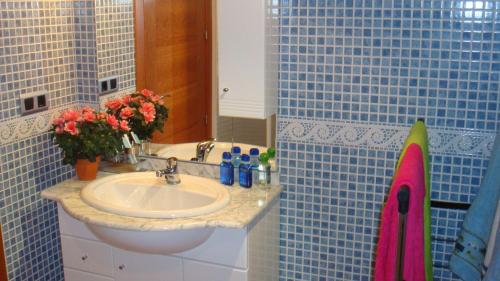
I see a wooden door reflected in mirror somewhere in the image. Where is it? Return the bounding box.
[135,0,212,144]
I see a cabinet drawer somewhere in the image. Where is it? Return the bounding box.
[113,248,183,281]
[64,268,114,281]
[184,260,247,281]
[61,235,114,277]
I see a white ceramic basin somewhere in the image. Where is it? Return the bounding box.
[81,172,230,219]
[80,172,231,254]
[156,142,266,164]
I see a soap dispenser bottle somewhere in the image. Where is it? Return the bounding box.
[220,152,234,186]
[239,154,252,188]
[231,146,241,168]
[249,148,260,184]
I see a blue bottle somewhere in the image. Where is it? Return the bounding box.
[239,154,252,188]
[231,146,241,168]
[220,152,234,186]
[249,148,260,184]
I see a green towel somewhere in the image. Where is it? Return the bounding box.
[394,121,433,281]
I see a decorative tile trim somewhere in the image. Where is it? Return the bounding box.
[0,102,85,146]
[278,118,496,158]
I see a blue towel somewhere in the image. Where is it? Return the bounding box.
[483,226,499,281]
[449,133,500,281]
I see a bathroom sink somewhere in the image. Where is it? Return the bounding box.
[156,142,266,164]
[80,172,231,254]
[81,172,230,219]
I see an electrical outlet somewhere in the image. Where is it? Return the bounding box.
[99,76,119,95]
[20,91,49,116]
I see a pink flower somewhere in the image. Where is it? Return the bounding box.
[55,126,64,134]
[143,113,155,123]
[62,109,80,122]
[119,120,130,131]
[140,89,154,98]
[82,111,96,122]
[53,117,65,126]
[64,121,79,136]
[105,99,123,111]
[139,102,155,115]
[106,115,119,129]
[122,95,133,106]
[150,94,163,103]
[119,107,135,119]
[139,102,156,124]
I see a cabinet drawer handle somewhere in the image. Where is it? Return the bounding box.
[118,264,125,270]
[81,255,88,261]
[223,88,230,93]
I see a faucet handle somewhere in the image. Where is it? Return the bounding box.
[166,157,178,169]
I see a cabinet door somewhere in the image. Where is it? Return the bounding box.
[217,0,266,119]
[183,260,247,281]
[177,227,247,269]
[113,248,183,281]
[61,236,114,277]
[64,268,114,281]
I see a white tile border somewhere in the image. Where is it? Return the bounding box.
[278,118,496,158]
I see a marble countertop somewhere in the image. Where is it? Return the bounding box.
[41,172,281,231]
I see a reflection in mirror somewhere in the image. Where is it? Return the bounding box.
[128,0,277,165]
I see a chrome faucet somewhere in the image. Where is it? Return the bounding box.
[195,138,216,162]
[156,157,181,185]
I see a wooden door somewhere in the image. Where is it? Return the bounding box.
[135,0,211,143]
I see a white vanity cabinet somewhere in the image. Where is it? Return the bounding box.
[57,202,279,281]
[217,0,279,119]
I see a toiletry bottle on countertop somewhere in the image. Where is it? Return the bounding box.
[257,153,271,187]
[267,147,277,171]
[249,148,260,184]
[220,152,234,186]
[239,154,252,188]
[231,146,241,167]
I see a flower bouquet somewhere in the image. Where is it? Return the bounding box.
[50,107,130,180]
[105,89,168,141]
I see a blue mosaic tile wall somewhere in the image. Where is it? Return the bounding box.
[0,1,135,280]
[277,0,500,280]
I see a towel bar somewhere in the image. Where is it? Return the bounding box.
[430,200,470,210]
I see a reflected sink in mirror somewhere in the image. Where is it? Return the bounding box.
[80,172,231,254]
[156,142,266,164]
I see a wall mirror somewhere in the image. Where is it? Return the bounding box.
[112,0,278,167]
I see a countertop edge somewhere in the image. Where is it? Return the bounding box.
[41,174,281,232]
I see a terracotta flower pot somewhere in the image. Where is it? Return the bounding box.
[75,156,101,181]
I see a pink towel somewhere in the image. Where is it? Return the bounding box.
[375,144,426,281]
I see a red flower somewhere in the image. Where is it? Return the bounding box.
[62,109,80,122]
[64,121,79,136]
[119,107,135,119]
[106,115,119,129]
[119,120,131,131]
[140,89,154,98]
[105,99,123,111]
[82,111,96,122]
[53,117,65,126]
[139,102,156,124]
